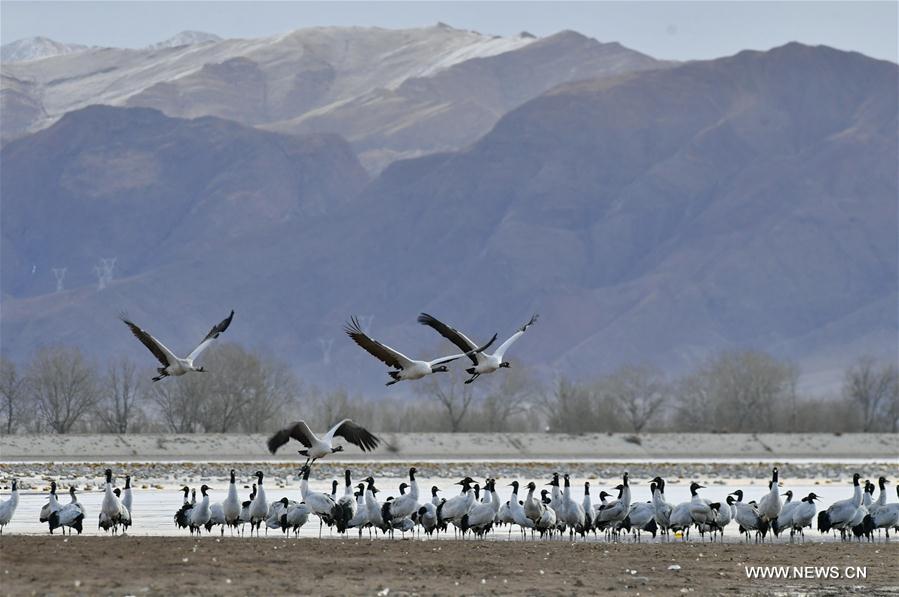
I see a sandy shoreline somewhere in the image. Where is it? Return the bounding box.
[1,537,897,596]
[2,432,896,462]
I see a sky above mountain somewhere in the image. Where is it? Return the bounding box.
[3,1,896,62]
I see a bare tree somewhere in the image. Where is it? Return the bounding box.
[28,347,97,434]
[716,351,797,431]
[540,377,601,433]
[0,358,28,434]
[600,364,668,433]
[415,371,476,432]
[479,368,537,431]
[301,388,371,431]
[843,357,898,432]
[97,358,144,433]
[149,344,299,433]
[673,351,797,432]
[199,346,260,433]
[212,346,299,433]
[150,374,205,433]
[672,370,714,431]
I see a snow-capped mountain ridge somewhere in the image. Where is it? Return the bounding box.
[148,31,223,49]
[1,36,88,63]
[0,25,661,167]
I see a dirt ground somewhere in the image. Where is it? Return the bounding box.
[1,537,897,596]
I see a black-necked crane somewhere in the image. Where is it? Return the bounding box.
[345,316,494,385]
[121,310,233,381]
[417,313,537,383]
[267,419,379,465]
[0,480,18,534]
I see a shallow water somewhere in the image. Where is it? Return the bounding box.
[1,476,877,542]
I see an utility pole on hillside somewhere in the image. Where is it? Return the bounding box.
[51,268,67,293]
[318,338,334,366]
[93,257,116,290]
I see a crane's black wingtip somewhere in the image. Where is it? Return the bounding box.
[521,313,539,331]
[265,433,282,454]
[344,316,365,336]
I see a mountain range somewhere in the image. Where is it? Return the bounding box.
[0,27,896,394]
[0,26,661,169]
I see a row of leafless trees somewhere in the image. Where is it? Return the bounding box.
[539,353,898,433]
[1,344,896,434]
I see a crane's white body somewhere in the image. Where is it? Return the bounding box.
[207,503,226,533]
[300,475,337,520]
[417,502,439,535]
[466,329,527,375]
[387,469,420,521]
[775,493,797,535]
[222,473,241,527]
[307,420,352,460]
[688,487,713,526]
[733,500,765,541]
[463,491,495,533]
[100,474,128,534]
[791,500,816,531]
[825,480,863,532]
[669,502,692,534]
[122,311,233,382]
[439,483,475,525]
[0,482,18,533]
[337,472,357,523]
[508,485,535,532]
[347,491,370,531]
[249,473,268,535]
[53,490,85,535]
[120,477,133,518]
[627,501,656,533]
[364,483,384,530]
[535,504,557,535]
[596,490,629,530]
[523,484,544,523]
[40,486,61,523]
[190,490,211,531]
[714,498,733,530]
[284,503,311,536]
[651,485,673,533]
[757,469,782,522]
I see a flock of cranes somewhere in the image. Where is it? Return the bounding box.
[0,469,132,536]
[118,309,538,386]
[2,310,895,546]
[3,466,897,543]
